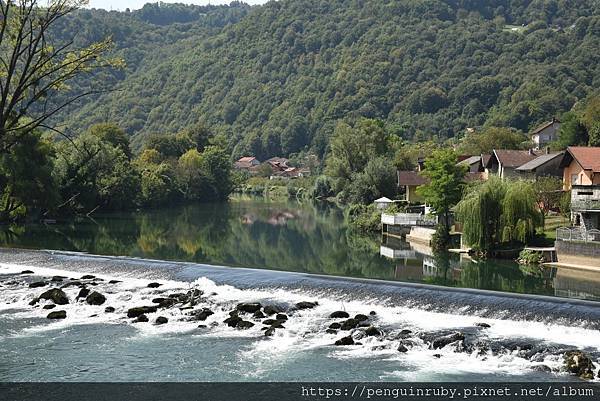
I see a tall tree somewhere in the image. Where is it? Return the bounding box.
[0,0,120,153]
[417,149,467,248]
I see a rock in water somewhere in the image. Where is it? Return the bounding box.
[295,301,318,310]
[236,303,262,313]
[43,304,56,310]
[275,313,288,321]
[397,344,408,353]
[326,329,338,335]
[432,332,465,349]
[340,318,359,330]
[29,281,47,288]
[108,280,121,284]
[334,336,354,346]
[39,289,69,305]
[365,326,381,336]
[263,305,284,316]
[564,351,596,380]
[329,322,342,329]
[77,288,90,299]
[354,314,369,322]
[237,320,255,330]
[20,270,34,274]
[47,310,66,319]
[253,311,266,319]
[127,306,157,318]
[475,322,491,328]
[264,327,276,336]
[155,316,168,325]
[187,308,214,321]
[329,311,349,319]
[224,316,242,327]
[80,275,96,280]
[136,314,149,323]
[104,307,115,313]
[86,291,106,305]
[147,282,162,288]
[152,297,178,308]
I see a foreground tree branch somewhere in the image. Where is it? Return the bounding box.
[0,0,122,153]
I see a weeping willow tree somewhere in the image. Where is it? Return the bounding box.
[456,177,543,251]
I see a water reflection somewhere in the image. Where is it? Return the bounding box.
[1,197,600,302]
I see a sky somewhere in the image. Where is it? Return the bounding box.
[87,0,268,11]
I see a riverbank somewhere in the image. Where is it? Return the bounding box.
[1,248,600,381]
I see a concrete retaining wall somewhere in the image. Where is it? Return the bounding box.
[555,240,600,268]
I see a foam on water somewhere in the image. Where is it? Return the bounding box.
[1,260,599,381]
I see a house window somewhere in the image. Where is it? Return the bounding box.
[571,174,578,185]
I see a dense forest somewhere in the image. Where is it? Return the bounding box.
[45,0,600,159]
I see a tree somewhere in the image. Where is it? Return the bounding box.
[458,127,527,155]
[89,123,131,159]
[554,112,588,149]
[588,122,600,147]
[533,176,563,222]
[0,0,121,153]
[417,149,467,248]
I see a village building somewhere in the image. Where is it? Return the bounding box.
[485,149,541,179]
[530,117,561,150]
[515,151,564,179]
[234,156,261,171]
[457,155,484,173]
[396,171,427,203]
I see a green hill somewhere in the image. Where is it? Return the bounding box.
[50,0,600,158]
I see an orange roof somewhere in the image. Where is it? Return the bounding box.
[565,147,600,172]
[238,156,257,163]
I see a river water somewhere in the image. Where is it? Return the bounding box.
[1,198,599,381]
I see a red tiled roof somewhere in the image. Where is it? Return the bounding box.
[397,171,428,186]
[237,156,257,163]
[566,147,600,172]
[493,149,540,168]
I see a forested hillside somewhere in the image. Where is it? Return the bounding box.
[51,0,600,158]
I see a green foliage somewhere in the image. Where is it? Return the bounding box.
[588,122,600,147]
[458,127,528,155]
[346,203,381,233]
[417,149,467,247]
[43,1,600,156]
[0,131,58,222]
[456,178,543,251]
[311,175,334,199]
[533,176,563,217]
[554,111,588,149]
[559,191,572,218]
[518,249,544,266]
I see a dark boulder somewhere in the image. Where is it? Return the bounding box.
[104,306,115,313]
[531,365,552,373]
[86,291,106,305]
[399,329,412,336]
[253,311,265,319]
[20,270,34,274]
[39,288,69,305]
[47,310,66,319]
[564,351,595,380]
[29,298,39,306]
[80,275,96,280]
[152,297,178,308]
[108,280,121,284]
[335,336,354,346]
[264,327,276,337]
[329,311,350,319]
[155,316,168,325]
[147,282,162,288]
[365,326,381,337]
[476,322,491,328]
[188,308,214,321]
[431,332,465,349]
[369,311,377,316]
[397,344,408,353]
[276,313,288,321]
[127,306,157,318]
[295,301,318,310]
[61,281,82,288]
[29,281,47,288]
[340,318,359,331]
[224,315,242,327]
[326,329,338,335]
[136,314,149,323]
[354,314,368,322]
[236,303,262,313]
[237,320,255,330]
[263,305,284,316]
[77,288,90,299]
[51,276,65,282]
[329,322,342,330]
[43,304,56,310]
[433,354,442,358]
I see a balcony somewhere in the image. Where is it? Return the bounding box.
[571,185,600,212]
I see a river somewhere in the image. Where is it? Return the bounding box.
[0,198,599,381]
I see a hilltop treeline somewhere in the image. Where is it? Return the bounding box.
[44,0,600,159]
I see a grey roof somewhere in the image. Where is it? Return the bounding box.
[516,152,564,171]
[458,156,481,166]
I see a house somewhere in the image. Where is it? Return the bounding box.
[374,197,394,210]
[234,156,260,171]
[530,117,561,150]
[560,147,600,190]
[458,155,484,173]
[397,171,427,203]
[485,149,540,179]
[265,157,290,172]
[515,151,564,179]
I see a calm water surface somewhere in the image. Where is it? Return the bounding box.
[1,197,598,302]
